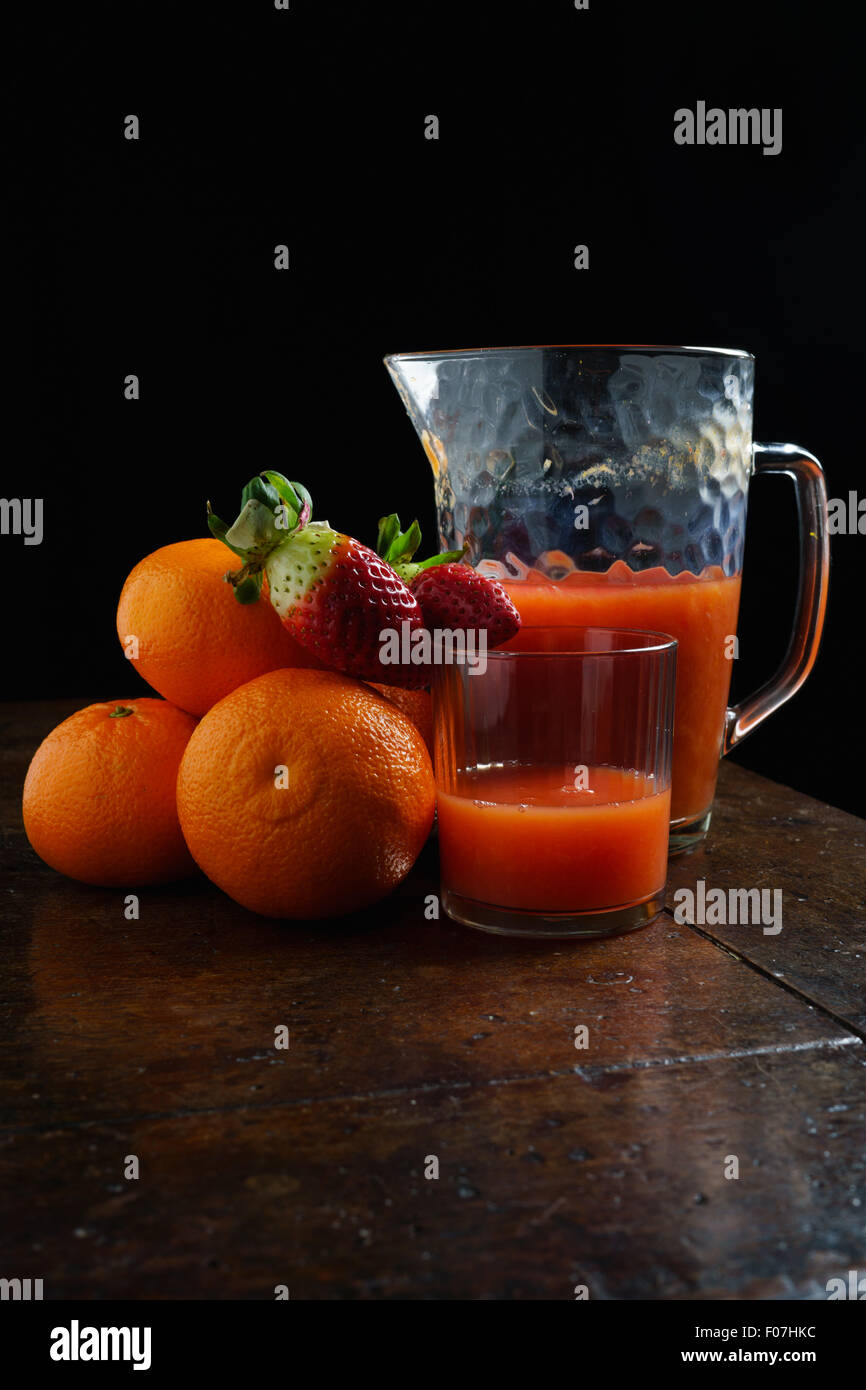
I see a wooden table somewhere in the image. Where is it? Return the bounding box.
[2,700,865,1300]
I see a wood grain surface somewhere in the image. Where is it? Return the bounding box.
[1,702,865,1299]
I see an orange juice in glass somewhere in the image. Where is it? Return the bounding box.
[433,628,676,938]
[438,766,671,914]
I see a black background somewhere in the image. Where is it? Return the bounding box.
[7,0,865,814]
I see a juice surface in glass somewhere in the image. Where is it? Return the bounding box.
[503,563,741,827]
[437,763,671,913]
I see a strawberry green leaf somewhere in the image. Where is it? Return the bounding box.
[289,480,313,523]
[410,548,466,573]
[232,573,264,605]
[262,474,314,533]
[395,519,422,563]
[225,497,285,555]
[376,513,401,560]
[376,514,424,566]
[241,475,282,513]
[261,471,301,515]
[375,511,466,580]
[207,506,250,560]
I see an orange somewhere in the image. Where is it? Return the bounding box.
[23,698,198,886]
[117,538,324,717]
[177,668,435,918]
[368,682,433,759]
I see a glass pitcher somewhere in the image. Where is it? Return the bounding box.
[385,345,829,852]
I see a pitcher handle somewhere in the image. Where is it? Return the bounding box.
[723,442,830,753]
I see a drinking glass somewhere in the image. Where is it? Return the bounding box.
[433,627,676,938]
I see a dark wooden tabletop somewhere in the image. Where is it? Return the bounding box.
[2,700,865,1300]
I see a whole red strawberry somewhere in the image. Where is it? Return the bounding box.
[411,563,520,647]
[266,527,429,685]
[208,474,429,688]
[375,514,520,648]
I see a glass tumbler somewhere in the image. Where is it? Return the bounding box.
[432,627,677,939]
